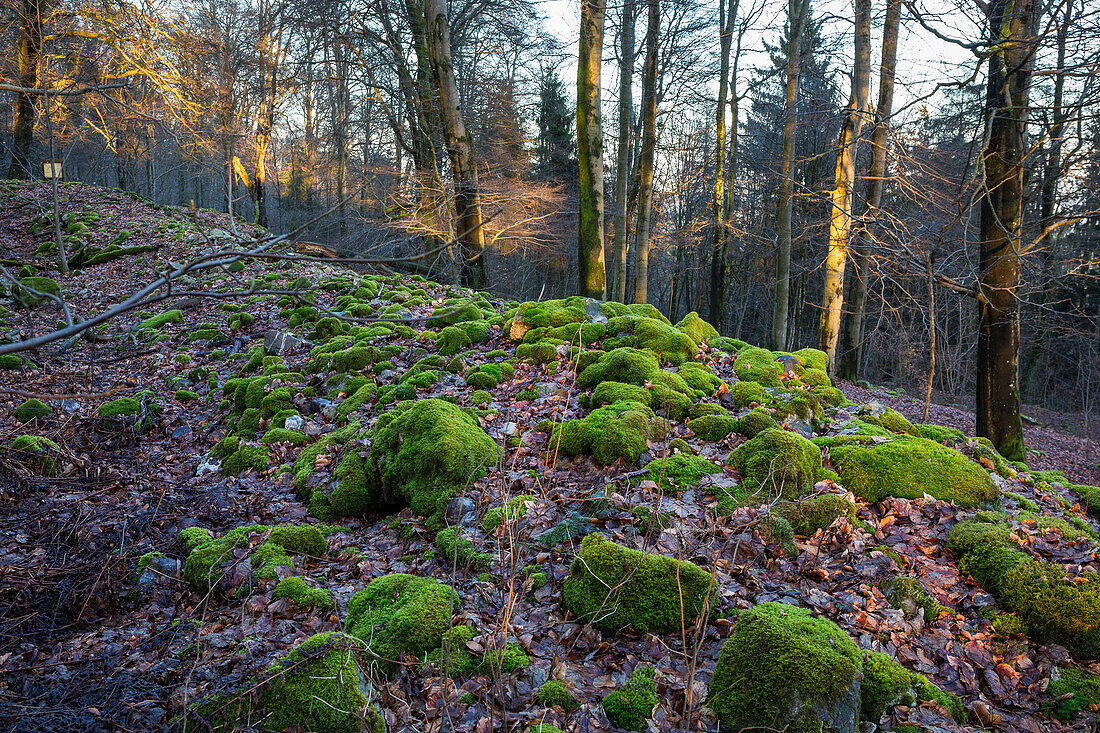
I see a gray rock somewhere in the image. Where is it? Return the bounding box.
[785,417,815,438]
[264,330,302,355]
[501,422,519,437]
[57,398,81,413]
[445,497,476,526]
[378,370,396,380]
[306,397,333,416]
[171,425,193,440]
[283,414,305,431]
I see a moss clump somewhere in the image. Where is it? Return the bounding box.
[687,413,739,441]
[138,309,182,329]
[603,315,698,364]
[737,408,779,438]
[675,311,719,344]
[367,398,499,519]
[859,407,919,437]
[536,680,580,712]
[273,576,335,609]
[11,435,60,475]
[259,632,377,733]
[728,428,822,499]
[174,389,199,402]
[576,348,660,390]
[562,533,712,633]
[0,354,24,370]
[773,494,854,536]
[879,576,947,623]
[345,573,458,675]
[436,526,491,568]
[550,401,667,465]
[591,380,651,408]
[471,389,492,406]
[860,650,962,722]
[642,453,722,492]
[602,665,658,731]
[436,325,472,356]
[180,524,326,593]
[733,347,782,388]
[730,380,769,408]
[707,602,862,733]
[427,625,530,677]
[917,423,966,444]
[830,437,997,507]
[427,300,485,327]
[14,276,61,306]
[482,495,535,532]
[14,398,50,423]
[1044,667,1100,721]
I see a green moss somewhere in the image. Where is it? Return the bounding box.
[345,573,458,675]
[471,389,492,406]
[259,632,377,733]
[602,665,658,731]
[733,347,782,388]
[728,428,822,499]
[336,381,377,421]
[367,398,499,519]
[516,341,558,364]
[536,680,580,712]
[676,311,719,344]
[0,354,23,370]
[774,494,854,536]
[577,348,660,390]
[11,435,60,475]
[879,576,947,623]
[427,300,485,327]
[436,526,492,568]
[180,524,325,593]
[272,576,335,609]
[916,423,966,444]
[14,398,50,423]
[482,495,535,532]
[550,401,667,465]
[730,381,768,408]
[562,533,712,633]
[138,309,182,329]
[830,437,997,507]
[222,444,270,475]
[688,413,739,441]
[737,408,779,438]
[642,453,722,492]
[792,348,828,372]
[603,315,698,364]
[859,650,962,722]
[993,612,1028,636]
[708,602,862,733]
[14,276,61,306]
[591,380,651,408]
[437,325,472,356]
[1044,666,1100,721]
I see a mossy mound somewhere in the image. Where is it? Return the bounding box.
[603,314,699,364]
[708,602,863,733]
[734,347,783,388]
[98,392,161,431]
[879,576,947,623]
[272,576,335,610]
[482,494,535,532]
[641,453,722,493]
[687,412,739,441]
[737,408,780,438]
[675,311,719,344]
[947,518,1100,658]
[550,400,668,465]
[13,276,61,306]
[562,533,712,633]
[536,680,580,712]
[602,665,658,731]
[436,526,491,568]
[367,398,499,519]
[917,423,967,444]
[773,494,854,536]
[14,398,50,423]
[11,435,60,475]
[1044,666,1100,721]
[860,649,963,722]
[856,405,919,436]
[426,624,531,677]
[829,437,997,507]
[728,428,822,499]
[180,524,327,593]
[259,632,381,733]
[345,573,458,675]
[576,348,661,390]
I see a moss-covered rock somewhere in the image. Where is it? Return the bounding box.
[550,401,667,465]
[14,276,61,306]
[737,407,779,438]
[367,398,499,519]
[773,494,854,536]
[138,309,182,329]
[591,380,651,408]
[427,624,530,677]
[728,428,822,499]
[536,680,580,712]
[576,348,660,390]
[829,437,997,507]
[734,347,782,388]
[707,602,862,733]
[14,398,50,423]
[436,526,491,568]
[11,435,60,475]
[482,494,535,532]
[730,380,769,409]
[603,315,698,364]
[641,453,722,492]
[687,412,739,441]
[675,311,719,344]
[180,524,326,593]
[602,665,658,731]
[273,576,335,609]
[345,574,458,675]
[917,423,967,444]
[259,632,380,733]
[562,533,712,633]
[860,650,962,722]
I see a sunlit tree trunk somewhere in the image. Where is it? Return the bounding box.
[611,0,634,302]
[817,0,871,374]
[976,0,1038,461]
[709,0,735,328]
[426,0,487,288]
[631,0,657,304]
[577,0,607,298]
[9,0,43,180]
[839,0,900,380]
[771,0,809,350]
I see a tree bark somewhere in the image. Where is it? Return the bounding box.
[425,0,487,289]
[631,0,658,305]
[771,0,809,350]
[976,0,1038,461]
[838,0,900,380]
[8,0,44,180]
[611,0,634,303]
[817,0,871,375]
[577,0,607,298]
[710,0,735,328]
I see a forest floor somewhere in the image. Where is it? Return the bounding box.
[2,181,1100,733]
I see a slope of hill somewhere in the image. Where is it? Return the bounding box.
[3,181,1100,733]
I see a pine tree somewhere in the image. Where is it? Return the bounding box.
[535,69,575,181]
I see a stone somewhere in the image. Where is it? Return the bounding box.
[445,497,476,526]
[172,425,193,440]
[283,414,305,431]
[264,330,302,355]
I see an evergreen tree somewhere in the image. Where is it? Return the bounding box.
[535,68,575,181]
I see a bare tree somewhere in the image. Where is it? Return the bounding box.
[611,0,634,303]
[631,0,658,304]
[577,0,607,298]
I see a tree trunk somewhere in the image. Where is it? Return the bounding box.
[631,0,658,305]
[8,0,43,180]
[771,0,809,350]
[710,0,735,328]
[425,0,488,289]
[817,0,871,375]
[838,0,900,380]
[975,0,1037,461]
[611,0,634,303]
[577,0,607,298]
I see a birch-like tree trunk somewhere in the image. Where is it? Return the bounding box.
[611,0,634,303]
[817,0,871,374]
[425,0,488,288]
[632,0,658,305]
[771,0,810,350]
[838,0,900,379]
[577,0,607,298]
[976,0,1038,461]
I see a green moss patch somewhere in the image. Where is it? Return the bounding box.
[640,453,722,492]
[1044,666,1100,721]
[11,435,60,475]
[562,533,712,633]
[180,524,326,593]
[14,398,50,423]
[550,401,667,465]
[728,428,822,500]
[536,680,580,712]
[273,576,335,609]
[773,493,854,536]
[603,665,658,731]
